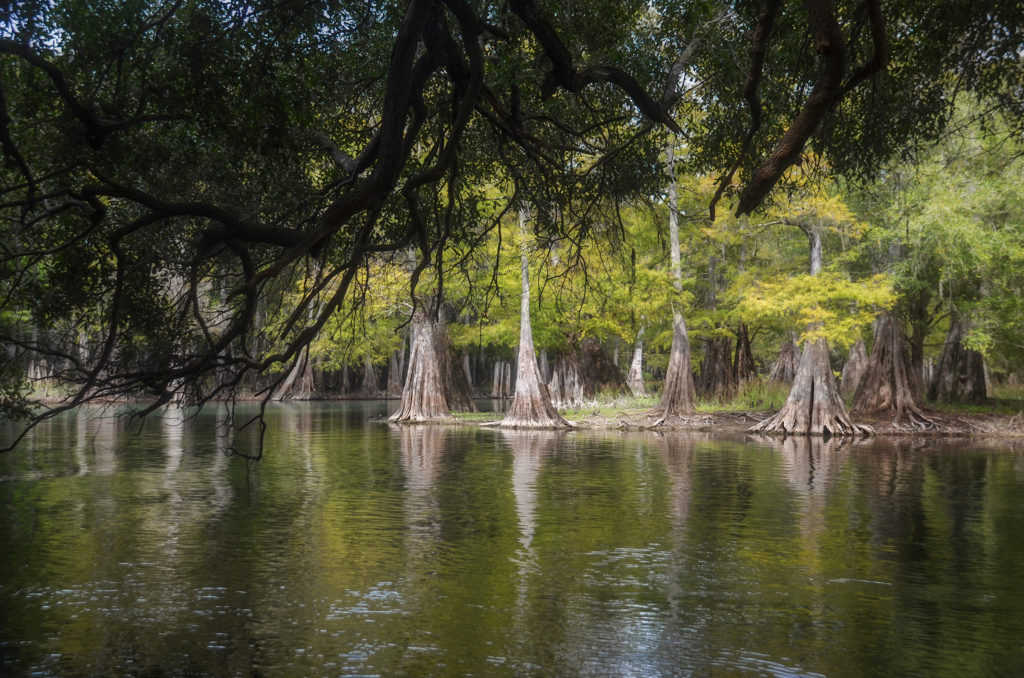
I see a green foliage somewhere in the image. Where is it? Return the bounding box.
[740,271,893,349]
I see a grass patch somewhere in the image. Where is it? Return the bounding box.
[696,380,791,413]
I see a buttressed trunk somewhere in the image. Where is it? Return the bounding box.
[753,223,867,436]
[659,141,696,415]
[852,313,932,427]
[389,308,450,422]
[752,337,870,436]
[733,322,758,386]
[928,314,987,404]
[502,209,568,428]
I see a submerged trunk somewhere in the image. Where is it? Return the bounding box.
[852,313,931,425]
[733,322,757,386]
[698,332,734,399]
[840,339,869,398]
[768,333,800,384]
[928,315,987,404]
[752,338,870,436]
[626,326,646,397]
[502,209,569,428]
[659,142,696,415]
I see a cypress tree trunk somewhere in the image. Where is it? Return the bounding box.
[390,308,450,421]
[852,313,932,425]
[659,141,696,415]
[928,314,987,404]
[387,348,404,396]
[753,224,867,436]
[274,346,314,401]
[733,322,758,386]
[698,332,734,398]
[840,339,869,398]
[768,333,800,384]
[362,353,381,396]
[752,338,870,436]
[626,326,647,397]
[548,350,586,409]
[502,209,569,429]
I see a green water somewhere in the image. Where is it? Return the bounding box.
[2,401,1024,676]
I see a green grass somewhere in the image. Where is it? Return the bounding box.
[695,380,791,413]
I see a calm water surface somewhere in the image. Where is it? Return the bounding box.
[2,401,1024,676]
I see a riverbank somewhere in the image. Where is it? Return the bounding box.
[454,407,1024,437]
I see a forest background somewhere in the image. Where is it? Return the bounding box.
[1,0,1022,445]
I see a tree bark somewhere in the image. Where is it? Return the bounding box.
[387,348,404,396]
[502,209,569,428]
[698,332,734,398]
[839,339,868,398]
[659,141,697,415]
[362,353,381,396]
[768,333,800,384]
[751,338,870,436]
[851,313,931,426]
[733,322,758,386]
[928,314,987,404]
[754,222,867,436]
[548,349,586,408]
[274,345,314,400]
[626,325,647,397]
[390,308,451,421]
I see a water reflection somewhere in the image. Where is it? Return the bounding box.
[3,406,1024,676]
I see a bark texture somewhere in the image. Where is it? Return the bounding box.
[491,360,514,398]
[390,311,450,422]
[698,333,734,398]
[839,339,868,398]
[274,346,314,400]
[928,315,987,404]
[547,350,586,408]
[387,348,405,396]
[733,322,758,386]
[660,313,697,414]
[626,326,646,397]
[852,313,931,426]
[768,333,800,384]
[362,353,382,396]
[437,329,476,412]
[752,338,870,436]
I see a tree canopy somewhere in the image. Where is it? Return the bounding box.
[1,0,1022,436]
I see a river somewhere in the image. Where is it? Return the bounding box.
[2,401,1024,676]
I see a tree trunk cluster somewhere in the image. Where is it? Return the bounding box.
[491,361,514,398]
